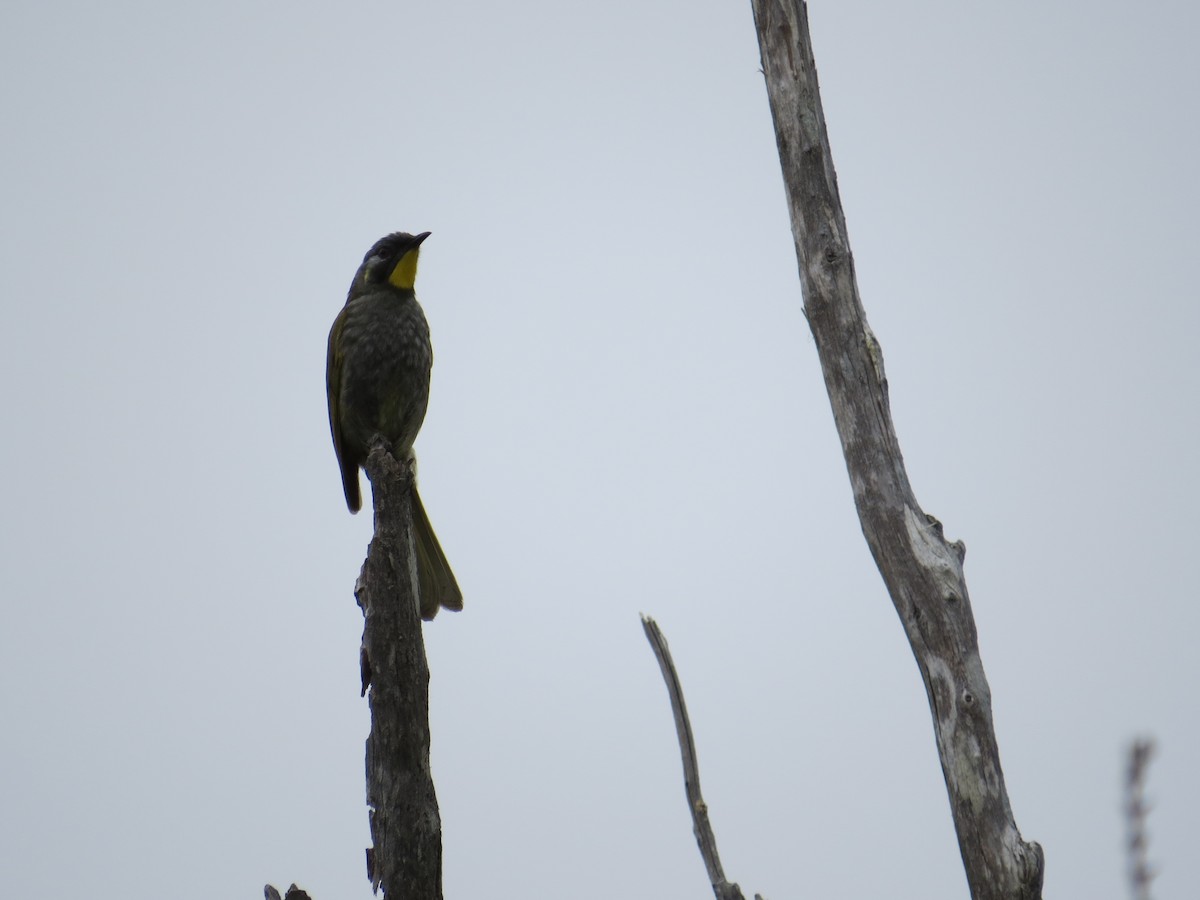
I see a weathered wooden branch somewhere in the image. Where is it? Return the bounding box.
[356,442,443,899]
[642,615,754,900]
[748,2,1043,897]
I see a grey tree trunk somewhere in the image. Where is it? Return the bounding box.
[748,2,1044,897]
[357,444,443,899]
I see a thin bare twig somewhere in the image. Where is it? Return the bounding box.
[1125,739,1156,900]
[641,615,748,900]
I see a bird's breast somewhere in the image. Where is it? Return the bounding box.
[336,291,433,455]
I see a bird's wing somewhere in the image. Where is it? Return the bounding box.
[326,306,361,511]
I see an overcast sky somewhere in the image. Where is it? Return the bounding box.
[2,1,1198,898]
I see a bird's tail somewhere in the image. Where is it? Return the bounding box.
[412,485,463,620]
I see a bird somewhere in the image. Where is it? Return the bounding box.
[326,231,463,620]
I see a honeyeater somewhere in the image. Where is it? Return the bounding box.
[326,231,463,619]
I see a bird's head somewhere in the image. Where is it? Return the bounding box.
[354,230,432,292]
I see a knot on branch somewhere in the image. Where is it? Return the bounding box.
[923,513,965,562]
[906,507,965,597]
[1019,841,1046,899]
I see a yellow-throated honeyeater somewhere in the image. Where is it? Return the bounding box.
[326,231,463,619]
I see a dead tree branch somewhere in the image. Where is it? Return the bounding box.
[1125,739,1156,900]
[748,2,1043,897]
[642,615,751,900]
[264,886,312,900]
[356,442,443,898]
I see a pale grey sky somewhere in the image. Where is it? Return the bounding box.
[2,2,1198,898]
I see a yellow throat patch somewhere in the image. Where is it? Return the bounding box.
[388,248,421,290]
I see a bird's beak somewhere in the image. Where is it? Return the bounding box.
[414,231,432,246]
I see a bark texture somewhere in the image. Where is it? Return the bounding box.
[748,2,1044,897]
[357,443,442,899]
